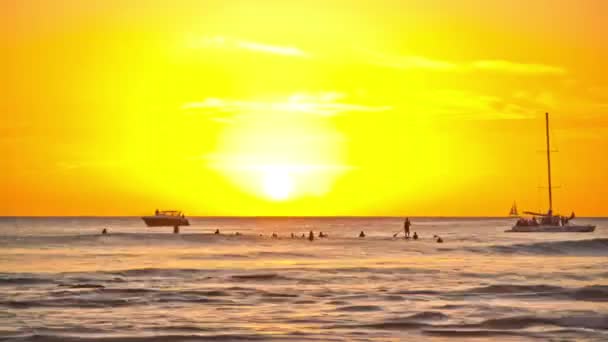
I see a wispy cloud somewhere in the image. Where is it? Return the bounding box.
[470,60,566,75]
[189,36,309,58]
[200,153,356,173]
[373,53,566,75]
[182,92,392,118]
[405,89,538,120]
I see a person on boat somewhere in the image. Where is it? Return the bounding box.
[214,229,220,235]
[413,232,418,240]
[308,231,314,241]
[403,218,411,239]
[359,231,366,238]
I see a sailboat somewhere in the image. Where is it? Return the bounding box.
[505,113,595,233]
[509,202,519,217]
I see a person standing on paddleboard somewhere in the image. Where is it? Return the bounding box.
[404,218,411,239]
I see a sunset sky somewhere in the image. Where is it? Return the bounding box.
[3,0,607,216]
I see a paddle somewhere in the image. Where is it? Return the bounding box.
[393,231,402,238]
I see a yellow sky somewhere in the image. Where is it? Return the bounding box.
[2,0,607,216]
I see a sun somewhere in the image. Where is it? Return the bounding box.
[262,167,294,201]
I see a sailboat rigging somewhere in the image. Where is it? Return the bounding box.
[505,113,595,233]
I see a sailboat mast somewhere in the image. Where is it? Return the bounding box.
[545,112,553,212]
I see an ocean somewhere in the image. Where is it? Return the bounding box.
[0,217,607,341]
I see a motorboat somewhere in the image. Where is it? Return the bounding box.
[142,210,190,228]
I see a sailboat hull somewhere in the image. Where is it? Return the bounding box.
[505,225,595,233]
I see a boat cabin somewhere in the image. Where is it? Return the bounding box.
[155,210,184,217]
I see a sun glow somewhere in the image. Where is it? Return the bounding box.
[4,1,608,216]
[262,167,294,201]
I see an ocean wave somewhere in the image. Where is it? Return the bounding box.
[473,313,608,330]
[230,273,288,281]
[455,284,608,302]
[0,276,52,286]
[1,333,275,342]
[335,305,383,312]
[471,238,608,256]
[351,312,607,334]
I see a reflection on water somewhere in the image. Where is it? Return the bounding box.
[1,217,607,341]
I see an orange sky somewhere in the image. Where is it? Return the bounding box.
[2,0,607,216]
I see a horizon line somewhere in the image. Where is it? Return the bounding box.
[1,215,607,219]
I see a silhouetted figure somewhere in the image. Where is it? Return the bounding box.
[404,218,411,239]
[308,231,314,241]
[214,229,220,235]
[101,228,108,235]
[235,232,241,236]
[359,231,366,238]
[413,232,418,240]
[301,233,305,239]
[272,233,278,239]
[434,235,443,243]
[291,233,295,239]
[155,209,159,215]
[173,226,179,234]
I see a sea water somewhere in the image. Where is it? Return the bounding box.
[1,217,607,341]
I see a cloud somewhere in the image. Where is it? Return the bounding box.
[406,89,537,120]
[372,53,566,75]
[470,60,566,75]
[189,35,309,58]
[182,92,392,118]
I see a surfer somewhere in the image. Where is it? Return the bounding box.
[101,228,108,235]
[308,231,314,241]
[214,229,220,235]
[404,218,411,239]
[359,231,366,238]
[434,235,443,243]
[413,232,418,240]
